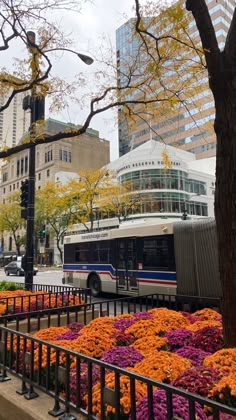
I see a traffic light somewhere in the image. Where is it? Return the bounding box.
[39,224,46,242]
[20,180,29,209]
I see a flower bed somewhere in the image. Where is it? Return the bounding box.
[0,289,84,315]
[7,306,236,419]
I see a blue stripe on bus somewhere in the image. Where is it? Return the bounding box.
[63,264,176,282]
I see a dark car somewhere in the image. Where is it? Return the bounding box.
[4,262,38,276]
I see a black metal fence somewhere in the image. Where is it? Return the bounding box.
[0,326,235,420]
[14,282,91,296]
[0,293,222,332]
[0,286,91,316]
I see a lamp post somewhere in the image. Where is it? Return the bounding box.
[23,31,93,289]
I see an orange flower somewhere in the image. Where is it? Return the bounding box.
[113,313,135,321]
[209,374,236,398]
[131,350,191,382]
[34,326,69,341]
[71,331,116,359]
[80,316,117,337]
[186,320,222,332]
[193,308,221,321]
[131,335,167,356]
[126,319,158,339]
[203,348,236,375]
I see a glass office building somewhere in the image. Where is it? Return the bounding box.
[116,0,235,158]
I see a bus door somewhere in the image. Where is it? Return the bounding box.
[116,238,138,292]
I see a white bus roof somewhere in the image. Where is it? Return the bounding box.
[64,219,178,244]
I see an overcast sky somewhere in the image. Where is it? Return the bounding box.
[49,1,135,161]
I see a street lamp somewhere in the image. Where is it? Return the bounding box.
[44,48,94,65]
[23,31,93,290]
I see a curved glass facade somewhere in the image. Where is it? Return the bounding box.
[119,168,208,217]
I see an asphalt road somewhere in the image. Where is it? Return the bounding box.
[0,267,63,286]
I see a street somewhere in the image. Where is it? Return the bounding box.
[0,267,63,286]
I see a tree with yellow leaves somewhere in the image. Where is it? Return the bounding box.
[67,169,114,232]
[36,182,77,263]
[99,181,142,223]
[0,193,26,256]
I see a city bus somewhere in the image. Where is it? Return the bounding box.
[62,218,221,298]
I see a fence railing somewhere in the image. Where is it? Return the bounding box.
[13,282,91,296]
[0,293,222,332]
[0,288,91,316]
[0,325,235,420]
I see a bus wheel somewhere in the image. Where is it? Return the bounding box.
[89,275,101,297]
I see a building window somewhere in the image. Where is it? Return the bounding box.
[17,160,20,177]
[2,172,8,182]
[25,156,28,173]
[59,148,72,163]
[21,158,24,175]
[38,173,41,180]
[9,185,12,192]
[45,147,53,163]
[3,187,5,194]
[47,169,50,177]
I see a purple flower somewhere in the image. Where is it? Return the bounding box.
[132,390,207,420]
[55,331,80,340]
[174,346,210,366]
[68,322,84,332]
[133,311,153,320]
[192,327,224,353]
[165,329,193,350]
[101,346,143,368]
[113,331,135,346]
[113,318,136,332]
[172,366,220,397]
[180,311,202,323]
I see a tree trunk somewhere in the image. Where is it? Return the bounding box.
[56,236,63,264]
[214,81,236,347]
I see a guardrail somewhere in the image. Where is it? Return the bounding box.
[0,293,222,333]
[0,325,235,420]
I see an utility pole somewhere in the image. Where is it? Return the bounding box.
[22,31,45,290]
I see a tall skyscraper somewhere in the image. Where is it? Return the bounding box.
[116,0,235,158]
[0,91,30,149]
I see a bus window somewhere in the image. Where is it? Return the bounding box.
[75,244,89,263]
[118,241,126,269]
[91,241,110,263]
[143,237,169,270]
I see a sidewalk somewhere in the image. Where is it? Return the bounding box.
[0,373,85,420]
